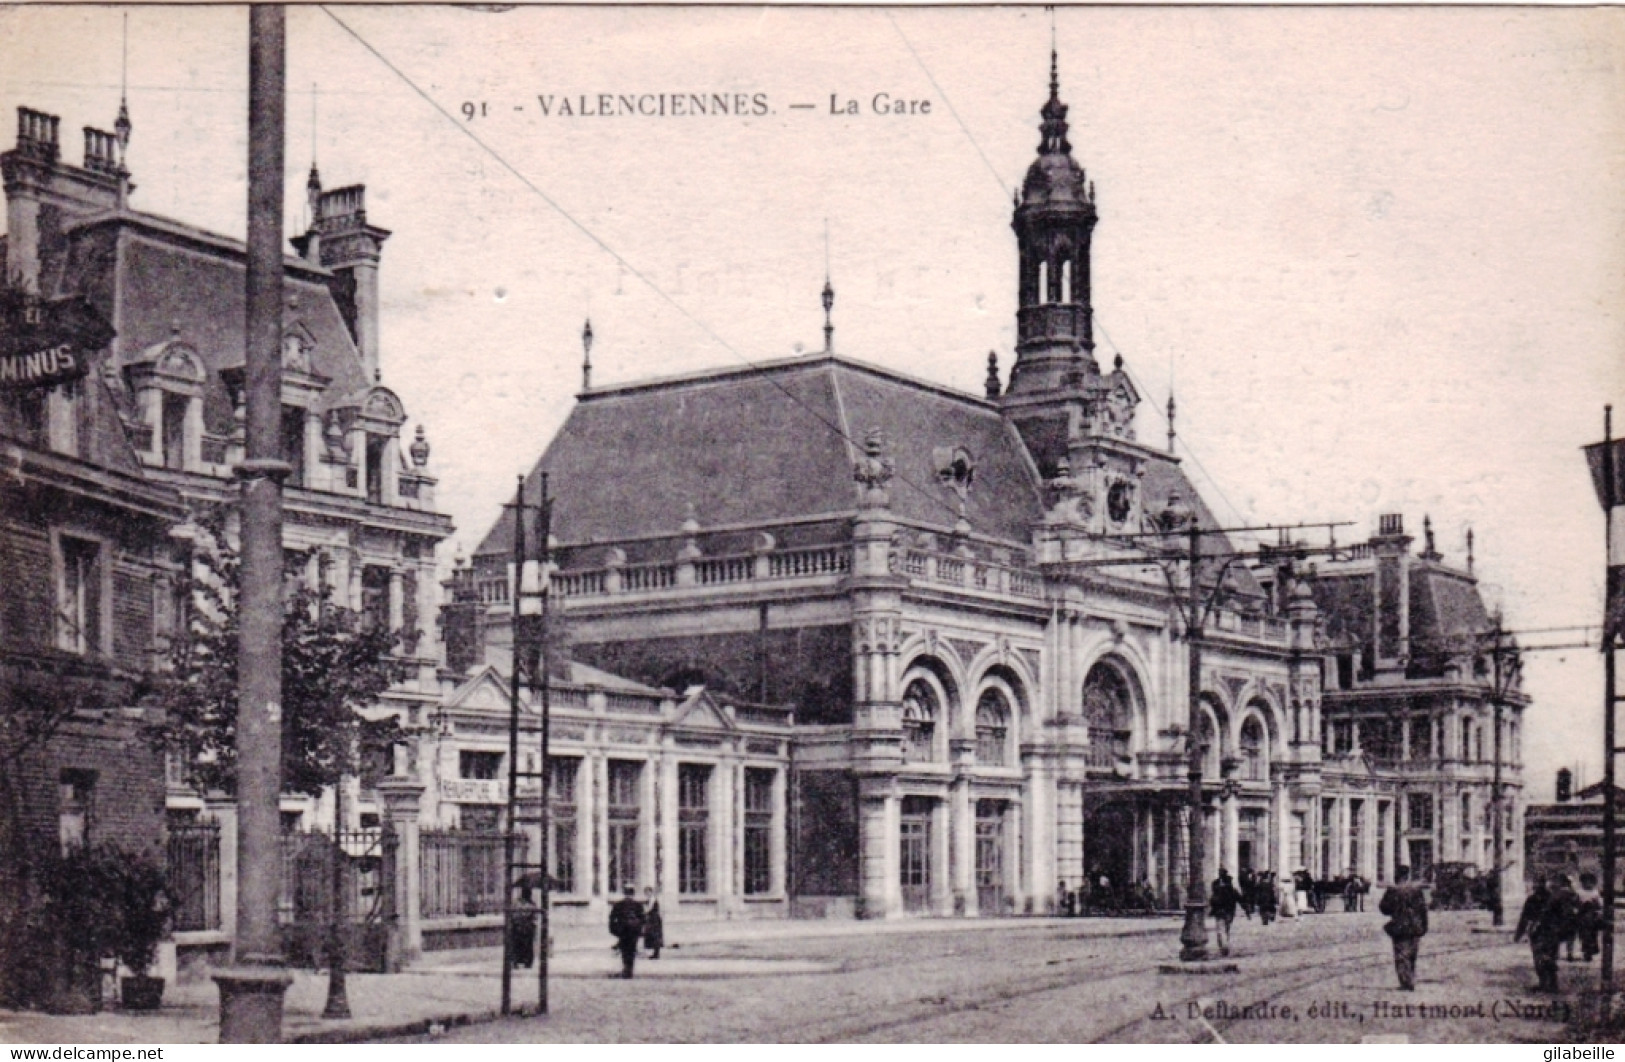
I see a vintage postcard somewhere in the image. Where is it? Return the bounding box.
[1,3,1624,1047]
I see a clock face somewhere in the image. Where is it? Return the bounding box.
[1107,480,1133,524]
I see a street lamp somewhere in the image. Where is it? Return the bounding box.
[1159,493,1212,962]
[1582,404,1625,1001]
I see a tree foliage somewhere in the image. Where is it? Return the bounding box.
[147,507,411,798]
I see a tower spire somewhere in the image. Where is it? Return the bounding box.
[1006,34,1098,397]
[581,318,594,391]
[822,218,835,354]
[1167,392,1177,453]
[113,12,132,207]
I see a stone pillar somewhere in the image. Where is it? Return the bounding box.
[388,569,405,633]
[932,796,952,916]
[771,764,787,899]
[857,785,896,918]
[950,750,974,915]
[1222,785,1240,877]
[206,799,240,952]
[378,778,424,967]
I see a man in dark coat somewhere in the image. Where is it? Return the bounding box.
[1256,870,1277,926]
[642,886,665,959]
[608,885,646,979]
[1209,869,1242,956]
[1378,865,1429,990]
[509,887,539,969]
[1238,869,1257,920]
[1516,875,1577,993]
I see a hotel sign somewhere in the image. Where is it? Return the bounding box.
[0,291,111,392]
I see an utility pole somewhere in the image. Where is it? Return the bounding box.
[536,473,553,1015]
[215,4,291,1042]
[1585,403,1624,1012]
[500,475,525,1016]
[1178,512,1209,962]
[1487,619,1518,928]
[322,552,350,1019]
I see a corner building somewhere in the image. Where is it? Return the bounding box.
[469,61,1523,919]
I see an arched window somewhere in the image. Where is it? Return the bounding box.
[1240,715,1267,782]
[976,689,1010,766]
[1197,707,1220,780]
[902,679,938,764]
[1081,662,1133,763]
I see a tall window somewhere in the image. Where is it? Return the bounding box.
[678,764,711,895]
[744,768,774,896]
[459,750,502,780]
[607,760,641,894]
[1407,793,1433,833]
[901,680,938,764]
[362,565,391,632]
[1198,710,1220,780]
[1409,716,1432,761]
[1347,799,1363,875]
[1240,716,1266,782]
[1319,797,1334,877]
[8,388,47,447]
[365,433,387,504]
[549,758,578,893]
[281,405,306,487]
[1377,801,1390,882]
[899,796,933,912]
[1461,720,1473,763]
[58,769,95,853]
[975,799,1005,913]
[1082,663,1133,762]
[57,535,101,655]
[162,391,188,470]
[975,690,1009,766]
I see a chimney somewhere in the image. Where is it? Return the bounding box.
[1557,767,1573,803]
[1377,513,1405,538]
[313,184,389,382]
[2,108,61,288]
[82,127,119,177]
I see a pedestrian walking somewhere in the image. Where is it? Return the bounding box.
[1293,868,1313,916]
[1378,864,1429,990]
[1575,872,1602,962]
[1256,870,1277,926]
[1279,875,1297,920]
[1516,875,1577,993]
[1238,869,1257,921]
[642,886,665,959]
[1209,869,1241,956]
[608,884,646,979]
[509,887,539,969]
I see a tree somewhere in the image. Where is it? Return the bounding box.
[147,506,410,799]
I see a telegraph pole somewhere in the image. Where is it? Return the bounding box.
[215,4,291,1042]
[1178,514,1209,961]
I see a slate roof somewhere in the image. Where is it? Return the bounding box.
[1312,559,1491,658]
[55,213,371,439]
[477,353,1050,557]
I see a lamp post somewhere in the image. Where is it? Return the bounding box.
[215,4,291,1041]
[1583,404,1625,1002]
[1160,495,1211,962]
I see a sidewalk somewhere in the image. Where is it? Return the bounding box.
[0,915,1171,1044]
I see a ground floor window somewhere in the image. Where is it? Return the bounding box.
[900,796,933,912]
[975,799,1005,914]
[608,760,642,893]
[744,768,774,895]
[678,764,711,894]
[549,757,578,894]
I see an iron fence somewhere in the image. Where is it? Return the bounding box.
[166,822,221,932]
[420,830,524,919]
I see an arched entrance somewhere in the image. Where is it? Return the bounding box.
[1083,798,1136,910]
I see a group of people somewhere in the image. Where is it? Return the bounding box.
[1515,871,1604,993]
[1056,875,1162,915]
[607,885,666,979]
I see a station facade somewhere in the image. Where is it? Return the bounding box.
[455,57,1527,921]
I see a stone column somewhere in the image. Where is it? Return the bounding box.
[378,778,424,967]
[950,746,974,915]
[388,569,404,634]
[857,784,896,919]
[206,798,240,952]
[1222,785,1240,877]
[770,764,787,899]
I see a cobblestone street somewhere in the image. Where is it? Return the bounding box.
[404,910,1586,1044]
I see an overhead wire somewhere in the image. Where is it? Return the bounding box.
[320,6,971,527]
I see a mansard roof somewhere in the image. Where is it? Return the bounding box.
[53,210,371,438]
[477,353,1049,557]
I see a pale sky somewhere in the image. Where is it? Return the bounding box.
[3,5,1622,797]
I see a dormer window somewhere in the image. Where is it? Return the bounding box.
[281,404,307,487]
[365,432,386,504]
[162,391,188,470]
